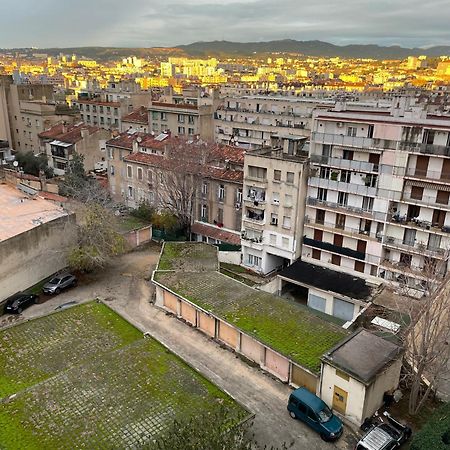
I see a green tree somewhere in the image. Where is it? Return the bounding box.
[410,402,450,450]
[130,200,155,223]
[68,203,127,272]
[15,151,53,177]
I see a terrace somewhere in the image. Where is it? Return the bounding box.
[0,302,248,449]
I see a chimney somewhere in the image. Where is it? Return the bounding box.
[39,169,47,192]
[132,139,139,153]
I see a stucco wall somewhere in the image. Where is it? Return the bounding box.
[198,311,216,337]
[218,320,239,349]
[320,363,366,425]
[0,214,77,304]
[180,301,197,325]
[163,291,179,314]
[265,348,290,382]
[240,334,264,363]
[363,358,402,420]
[218,250,241,265]
[291,364,318,394]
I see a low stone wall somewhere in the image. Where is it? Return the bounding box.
[218,250,241,265]
[153,282,319,393]
[123,225,152,249]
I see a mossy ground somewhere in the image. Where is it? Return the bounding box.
[157,242,218,271]
[155,271,348,373]
[0,302,247,449]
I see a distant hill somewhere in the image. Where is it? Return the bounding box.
[3,40,450,60]
[176,39,450,59]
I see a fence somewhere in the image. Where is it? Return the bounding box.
[123,225,152,248]
[152,228,188,242]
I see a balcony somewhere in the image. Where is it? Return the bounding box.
[309,177,377,197]
[401,193,450,210]
[303,237,366,260]
[304,216,381,241]
[310,154,378,173]
[306,197,387,221]
[382,236,446,257]
[312,132,392,150]
[398,141,450,157]
[243,209,265,228]
[404,167,450,183]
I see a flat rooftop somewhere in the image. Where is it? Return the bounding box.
[154,243,348,373]
[0,183,68,242]
[0,302,248,449]
[322,329,403,384]
[279,260,373,301]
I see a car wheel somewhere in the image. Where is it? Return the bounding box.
[72,280,77,287]
[55,288,61,294]
[17,308,23,314]
[289,411,297,419]
[320,433,329,442]
[34,297,39,304]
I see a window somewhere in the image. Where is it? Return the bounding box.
[271,213,278,226]
[108,148,114,159]
[218,184,225,201]
[201,204,208,220]
[365,174,378,188]
[331,254,341,266]
[347,126,357,137]
[178,126,185,134]
[177,114,185,123]
[337,192,348,206]
[322,144,331,157]
[248,254,262,268]
[336,369,350,381]
[160,112,166,120]
[272,192,280,204]
[274,169,281,181]
[202,181,208,196]
[316,209,325,224]
[342,149,354,160]
[340,170,351,183]
[282,237,289,248]
[137,167,143,181]
[317,188,327,201]
[285,194,292,207]
[362,196,374,211]
[282,216,291,229]
[336,213,346,229]
[99,106,104,114]
[114,108,118,116]
[248,165,267,179]
[188,128,194,135]
[270,234,276,245]
[128,186,133,198]
[127,166,132,178]
[320,167,330,179]
[217,208,224,224]
[110,165,115,175]
[147,170,153,181]
[188,115,195,124]
[312,249,321,260]
[286,172,294,184]
[236,188,242,203]
[436,190,450,205]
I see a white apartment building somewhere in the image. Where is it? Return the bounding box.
[304,100,450,298]
[241,136,309,274]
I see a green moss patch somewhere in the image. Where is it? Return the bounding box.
[0,302,247,449]
[155,271,347,373]
[158,242,218,272]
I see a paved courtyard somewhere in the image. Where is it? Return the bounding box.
[1,244,359,449]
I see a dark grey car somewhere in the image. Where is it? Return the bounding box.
[42,274,77,295]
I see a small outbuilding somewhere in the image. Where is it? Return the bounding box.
[319,329,403,425]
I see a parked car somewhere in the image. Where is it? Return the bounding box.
[287,387,343,441]
[42,274,77,295]
[356,412,412,450]
[4,293,39,314]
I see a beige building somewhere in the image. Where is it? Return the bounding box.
[39,122,110,175]
[121,106,149,133]
[241,136,309,274]
[0,183,77,304]
[148,87,216,140]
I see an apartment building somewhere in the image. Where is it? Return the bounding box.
[105,131,243,244]
[241,136,309,274]
[121,106,149,133]
[304,100,450,298]
[214,95,326,149]
[73,99,126,130]
[39,122,110,175]
[148,87,216,140]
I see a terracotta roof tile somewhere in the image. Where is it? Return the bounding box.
[38,122,100,144]
[191,222,241,245]
[122,106,149,125]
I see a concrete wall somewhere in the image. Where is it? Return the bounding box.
[123,225,152,248]
[0,214,77,304]
[218,250,241,265]
[153,282,320,394]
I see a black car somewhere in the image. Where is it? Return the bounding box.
[4,293,39,314]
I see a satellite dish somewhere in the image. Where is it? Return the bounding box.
[13,161,19,167]
[136,136,142,143]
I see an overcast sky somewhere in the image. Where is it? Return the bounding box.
[1,0,449,49]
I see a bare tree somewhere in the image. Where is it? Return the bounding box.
[386,254,450,414]
[154,139,213,235]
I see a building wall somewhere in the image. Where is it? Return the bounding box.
[0,214,77,304]
[320,362,367,425]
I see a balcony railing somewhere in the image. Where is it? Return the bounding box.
[310,154,378,173]
[402,193,450,210]
[306,197,387,221]
[398,141,450,157]
[305,216,381,240]
[382,236,446,257]
[309,177,378,197]
[303,237,366,260]
[404,167,450,182]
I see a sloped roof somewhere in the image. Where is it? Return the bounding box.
[122,106,149,125]
[38,122,100,144]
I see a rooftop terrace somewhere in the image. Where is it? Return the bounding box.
[154,243,348,373]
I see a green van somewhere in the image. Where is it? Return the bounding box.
[287,387,343,441]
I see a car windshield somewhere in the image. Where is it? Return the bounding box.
[317,405,333,423]
[48,278,61,285]
[380,423,402,440]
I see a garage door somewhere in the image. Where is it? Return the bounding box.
[308,293,326,313]
[333,297,354,321]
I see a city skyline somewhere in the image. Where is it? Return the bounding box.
[1,0,449,49]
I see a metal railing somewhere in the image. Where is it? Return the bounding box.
[310,154,378,173]
[304,216,381,239]
[309,177,378,197]
[382,235,446,257]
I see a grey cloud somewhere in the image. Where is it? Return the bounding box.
[0,0,448,48]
